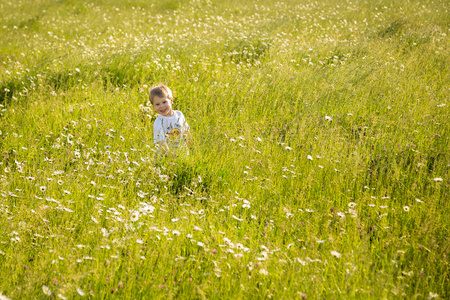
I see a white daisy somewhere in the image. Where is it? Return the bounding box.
[130,211,140,222]
[259,269,269,275]
[76,288,85,296]
[42,286,51,296]
[331,250,341,258]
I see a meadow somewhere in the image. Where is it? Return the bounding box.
[0,0,449,298]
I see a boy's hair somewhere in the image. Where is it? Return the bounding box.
[149,84,173,104]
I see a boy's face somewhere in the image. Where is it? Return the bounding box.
[152,95,174,117]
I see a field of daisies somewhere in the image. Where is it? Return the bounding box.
[0,0,449,298]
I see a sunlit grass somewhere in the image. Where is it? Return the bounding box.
[0,0,449,299]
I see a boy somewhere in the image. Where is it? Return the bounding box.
[149,84,192,159]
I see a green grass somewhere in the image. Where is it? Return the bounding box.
[0,0,449,299]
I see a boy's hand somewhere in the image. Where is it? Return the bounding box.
[185,131,194,148]
[157,141,170,154]
[158,141,177,158]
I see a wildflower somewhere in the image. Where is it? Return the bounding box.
[402,270,413,276]
[428,292,439,299]
[416,198,424,203]
[0,293,11,300]
[136,239,144,244]
[160,175,169,182]
[307,155,313,160]
[325,115,332,121]
[257,252,268,261]
[331,250,341,258]
[232,215,243,221]
[91,216,99,224]
[42,286,51,296]
[130,211,140,222]
[259,269,269,275]
[432,177,443,182]
[403,206,410,212]
[76,288,85,296]
[40,186,47,192]
[349,208,357,217]
[139,203,155,214]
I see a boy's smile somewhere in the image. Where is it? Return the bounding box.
[152,95,174,117]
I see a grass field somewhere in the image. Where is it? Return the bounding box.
[0,0,449,298]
